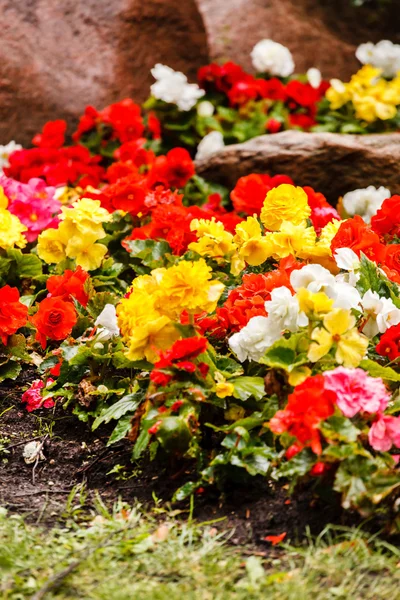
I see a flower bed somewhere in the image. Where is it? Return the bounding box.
[144,39,400,158]
[2,63,400,529]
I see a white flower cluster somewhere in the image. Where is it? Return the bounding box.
[356,40,400,78]
[342,185,391,223]
[307,68,322,89]
[0,140,22,172]
[229,258,400,363]
[195,131,225,161]
[250,39,295,78]
[150,64,205,111]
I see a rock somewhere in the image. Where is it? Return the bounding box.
[195,131,400,204]
[0,0,209,145]
[198,0,400,80]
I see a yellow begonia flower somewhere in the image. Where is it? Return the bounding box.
[260,184,311,231]
[308,309,368,367]
[263,221,316,260]
[215,372,235,399]
[37,228,66,263]
[297,288,334,315]
[233,216,271,266]
[189,218,237,261]
[0,186,8,209]
[155,258,224,319]
[61,198,110,238]
[0,208,27,250]
[117,290,179,362]
[216,380,235,399]
[326,66,400,124]
[66,237,107,271]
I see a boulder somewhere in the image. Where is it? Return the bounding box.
[197,0,400,80]
[195,131,400,204]
[0,0,209,145]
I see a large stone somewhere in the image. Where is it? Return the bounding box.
[195,131,400,204]
[0,0,209,145]
[197,0,400,80]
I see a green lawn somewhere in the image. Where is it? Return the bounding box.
[1,498,400,600]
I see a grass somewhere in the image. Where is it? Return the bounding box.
[1,496,400,600]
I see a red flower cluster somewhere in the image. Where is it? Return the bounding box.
[197,62,328,130]
[46,266,90,307]
[269,375,336,455]
[331,215,386,263]
[32,120,67,149]
[5,145,104,187]
[30,297,78,350]
[125,189,242,256]
[150,336,209,386]
[73,98,159,144]
[376,324,400,361]
[101,148,195,217]
[0,286,29,346]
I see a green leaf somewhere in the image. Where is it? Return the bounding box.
[259,333,308,371]
[321,415,361,443]
[124,239,172,268]
[107,415,132,446]
[231,376,265,401]
[230,447,273,476]
[7,248,42,278]
[356,254,384,296]
[172,480,201,502]
[360,359,400,382]
[214,356,244,378]
[0,361,21,382]
[132,428,151,460]
[275,448,316,479]
[92,392,142,430]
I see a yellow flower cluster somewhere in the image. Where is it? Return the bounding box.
[326,65,400,123]
[117,259,224,362]
[37,198,111,271]
[0,206,27,250]
[188,185,340,274]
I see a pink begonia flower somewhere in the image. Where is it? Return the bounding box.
[323,367,390,418]
[368,414,400,452]
[21,379,55,412]
[0,174,61,242]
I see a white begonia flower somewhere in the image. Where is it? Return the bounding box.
[195,131,225,161]
[229,316,281,363]
[307,68,322,89]
[290,264,336,296]
[150,63,205,111]
[290,263,361,310]
[95,304,120,341]
[197,101,215,118]
[250,39,295,77]
[0,140,22,171]
[331,282,362,311]
[334,248,361,286]
[356,40,400,78]
[265,286,308,332]
[361,290,400,338]
[342,186,391,223]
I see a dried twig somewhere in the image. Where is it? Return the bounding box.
[32,435,49,485]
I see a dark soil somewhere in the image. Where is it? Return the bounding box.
[1,371,357,549]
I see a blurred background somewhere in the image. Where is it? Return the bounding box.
[1,0,399,143]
